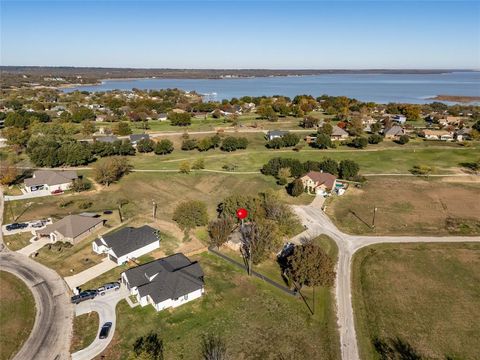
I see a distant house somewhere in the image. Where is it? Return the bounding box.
[330,126,349,141]
[129,134,150,146]
[92,225,160,265]
[305,135,317,144]
[95,114,107,122]
[383,125,406,139]
[300,171,337,195]
[392,115,407,124]
[24,170,78,193]
[454,128,472,142]
[95,135,118,143]
[121,253,204,312]
[439,116,462,127]
[37,214,103,245]
[157,113,168,121]
[266,130,289,141]
[421,129,453,141]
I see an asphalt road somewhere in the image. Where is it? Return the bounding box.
[0,189,74,360]
[292,204,480,360]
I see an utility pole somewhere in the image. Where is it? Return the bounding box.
[118,204,123,223]
[152,200,157,219]
[372,205,377,229]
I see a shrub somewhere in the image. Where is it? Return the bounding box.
[266,138,284,149]
[94,157,132,186]
[368,134,384,144]
[349,137,368,149]
[289,179,305,197]
[221,136,248,152]
[173,200,208,230]
[72,178,92,192]
[192,159,205,170]
[181,139,198,151]
[315,133,332,149]
[78,201,93,209]
[136,138,155,153]
[397,135,410,145]
[179,161,191,173]
[154,139,174,155]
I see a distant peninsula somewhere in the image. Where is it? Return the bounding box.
[428,95,480,103]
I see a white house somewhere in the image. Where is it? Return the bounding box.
[121,253,204,312]
[92,225,160,265]
[24,170,78,193]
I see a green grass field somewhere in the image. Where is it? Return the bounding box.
[98,252,340,360]
[0,271,36,360]
[3,232,33,251]
[352,243,480,360]
[327,177,480,235]
[70,312,99,353]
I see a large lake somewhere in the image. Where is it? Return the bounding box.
[65,72,480,104]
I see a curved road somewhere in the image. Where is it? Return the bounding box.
[292,204,480,360]
[0,190,74,360]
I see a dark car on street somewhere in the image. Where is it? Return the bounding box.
[6,223,28,231]
[99,322,112,339]
[70,290,97,304]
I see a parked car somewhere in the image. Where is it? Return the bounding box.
[6,223,28,231]
[31,220,46,228]
[51,189,64,195]
[71,290,97,304]
[99,322,112,339]
[97,282,120,296]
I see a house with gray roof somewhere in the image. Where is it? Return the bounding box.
[330,126,349,141]
[92,225,160,265]
[129,133,150,146]
[383,125,406,139]
[37,214,104,245]
[24,170,78,193]
[121,253,204,311]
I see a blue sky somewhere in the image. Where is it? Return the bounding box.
[1,1,479,69]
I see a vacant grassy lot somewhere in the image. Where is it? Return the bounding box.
[71,312,99,353]
[327,177,480,235]
[352,243,480,360]
[3,232,33,251]
[0,271,36,360]
[96,252,340,360]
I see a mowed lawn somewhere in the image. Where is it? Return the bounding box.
[327,177,480,235]
[96,252,340,360]
[71,312,99,353]
[0,271,36,360]
[352,243,480,360]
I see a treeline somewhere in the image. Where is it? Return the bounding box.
[181,135,248,152]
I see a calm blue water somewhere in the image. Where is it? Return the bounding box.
[64,72,480,104]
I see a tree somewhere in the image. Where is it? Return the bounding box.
[81,121,96,136]
[349,137,368,149]
[201,334,228,360]
[71,178,92,192]
[397,135,410,145]
[136,138,155,153]
[370,122,382,134]
[319,158,339,175]
[289,178,304,197]
[277,167,291,185]
[211,134,221,148]
[168,112,192,126]
[208,217,234,248]
[197,137,213,152]
[301,116,319,128]
[58,141,94,165]
[131,332,164,360]
[315,133,332,149]
[266,137,284,149]
[257,105,278,121]
[192,159,205,170]
[173,200,208,230]
[339,160,360,180]
[94,157,132,186]
[71,107,95,123]
[286,241,335,314]
[113,121,132,136]
[368,134,384,144]
[182,139,198,151]
[154,139,174,155]
[410,164,434,176]
[319,123,333,136]
[0,162,18,185]
[221,137,239,152]
[179,161,191,174]
[282,133,300,147]
[2,127,31,148]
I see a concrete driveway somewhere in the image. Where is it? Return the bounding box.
[2,218,52,235]
[4,189,52,202]
[16,236,51,256]
[64,258,118,290]
[72,285,129,360]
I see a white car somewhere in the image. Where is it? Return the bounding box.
[97,282,120,296]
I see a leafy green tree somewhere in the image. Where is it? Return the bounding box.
[71,107,95,123]
[94,157,132,186]
[350,137,368,149]
[113,122,132,136]
[397,135,410,145]
[319,158,339,175]
[211,134,221,148]
[208,217,234,248]
[154,139,174,155]
[168,112,192,126]
[136,138,155,153]
[368,134,384,144]
[197,137,213,152]
[2,127,31,148]
[221,137,239,152]
[131,332,164,360]
[289,178,305,197]
[339,160,360,180]
[173,200,209,230]
[370,122,382,134]
[315,133,332,149]
[82,121,96,135]
[319,123,333,136]
[282,133,300,147]
[4,112,30,128]
[266,137,284,149]
[58,142,94,166]
[182,139,198,151]
[301,116,319,128]
[257,105,278,121]
[243,219,281,271]
[72,178,92,192]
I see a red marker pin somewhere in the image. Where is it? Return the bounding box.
[236,208,248,220]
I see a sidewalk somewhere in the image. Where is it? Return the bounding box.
[16,235,51,256]
[64,258,117,290]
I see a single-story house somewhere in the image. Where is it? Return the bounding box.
[157,113,168,121]
[129,134,150,146]
[266,130,289,141]
[95,135,118,143]
[37,214,104,245]
[392,115,407,124]
[305,135,317,144]
[439,116,462,126]
[383,125,406,139]
[454,128,472,142]
[121,253,204,312]
[421,129,454,141]
[300,171,337,195]
[24,170,78,193]
[330,126,349,141]
[92,225,160,265]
